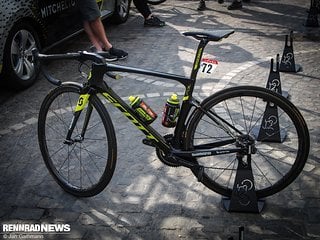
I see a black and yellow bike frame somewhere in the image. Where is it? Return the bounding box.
[64,38,240,168]
[68,39,208,157]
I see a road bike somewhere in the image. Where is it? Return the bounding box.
[34,29,310,199]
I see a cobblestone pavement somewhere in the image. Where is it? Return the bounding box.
[0,0,319,239]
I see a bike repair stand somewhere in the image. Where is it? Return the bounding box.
[305,0,319,27]
[222,155,264,213]
[254,102,287,142]
[279,31,302,73]
[251,55,287,142]
[267,54,289,99]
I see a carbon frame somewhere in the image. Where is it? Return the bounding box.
[81,38,241,162]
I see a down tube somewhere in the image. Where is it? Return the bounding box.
[101,89,171,153]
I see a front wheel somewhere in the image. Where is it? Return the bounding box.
[38,84,117,197]
[185,86,309,198]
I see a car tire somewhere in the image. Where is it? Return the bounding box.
[111,0,131,24]
[3,21,41,90]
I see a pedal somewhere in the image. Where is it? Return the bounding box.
[142,138,156,147]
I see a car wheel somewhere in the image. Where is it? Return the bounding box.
[111,0,131,24]
[3,21,41,90]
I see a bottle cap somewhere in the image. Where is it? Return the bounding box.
[171,94,178,101]
[129,96,136,102]
[168,94,179,104]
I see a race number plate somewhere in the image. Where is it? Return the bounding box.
[199,58,218,75]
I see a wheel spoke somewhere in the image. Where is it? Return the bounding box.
[187,87,308,198]
[38,86,116,197]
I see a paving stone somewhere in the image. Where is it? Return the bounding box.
[9,207,45,220]
[0,0,319,239]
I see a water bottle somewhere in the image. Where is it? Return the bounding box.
[129,96,157,124]
[162,93,180,128]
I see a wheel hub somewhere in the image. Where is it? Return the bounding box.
[236,134,257,154]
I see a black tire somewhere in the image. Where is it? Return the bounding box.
[111,0,131,24]
[147,0,167,5]
[185,86,309,198]
[2,21,41,90]
[38,84,117,197]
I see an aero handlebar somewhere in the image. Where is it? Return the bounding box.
[32,49,118,86]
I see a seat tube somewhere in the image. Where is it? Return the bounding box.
[172,39,209,147]
[190,39,209,80]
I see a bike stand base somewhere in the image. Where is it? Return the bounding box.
[221,156,265,214]
[222,197,265,213]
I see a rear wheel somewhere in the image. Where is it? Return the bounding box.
[38,84,117,197]
[185,86,309,198]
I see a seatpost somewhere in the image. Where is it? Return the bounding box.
[190,38,209,80]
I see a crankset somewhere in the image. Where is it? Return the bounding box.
[156,134,181,167]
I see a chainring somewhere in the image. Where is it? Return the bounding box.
[155,134,181,167]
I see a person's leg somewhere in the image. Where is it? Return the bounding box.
[88,18,127,59]
[83,21,103,51]
[133,0,165,26]
[79,0,112,50]
[133,0,152,19]
[197,0,206,11]
[87,18,113,51]
[79,0,127,59]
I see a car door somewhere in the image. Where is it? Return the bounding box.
[98,0,114,17]
[37,0,82,46]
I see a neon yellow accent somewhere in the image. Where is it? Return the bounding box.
[168,93,179,104]
[87,71,92,80]
[102,92,117,103]
[115,74,122,80]
[75,94,90,112]
[96,0,103,10]
[102,92,158,142]
[129,96,136,103]
[193,47,203,70]
[183,96,189,101]
[171,94,178,101]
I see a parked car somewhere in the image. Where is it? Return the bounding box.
[0,0,131,90]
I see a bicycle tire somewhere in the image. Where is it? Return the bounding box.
[185,86,309,198]
[147,0,166,5]
[38,84,117,197]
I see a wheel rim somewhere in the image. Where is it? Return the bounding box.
[188,88,307,197]
[117,0,129,18]
[10,29,36,80]
[42,89,111,193]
